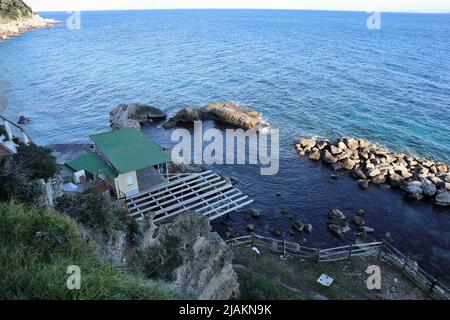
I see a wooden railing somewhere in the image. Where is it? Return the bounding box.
[227,234,450,300]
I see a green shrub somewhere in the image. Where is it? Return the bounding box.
[0,202,176,300]
[0,171,43,204]
[0,142,58,205]
[55,193,129,236]
[137,234,184,282]
[15,142,59,180]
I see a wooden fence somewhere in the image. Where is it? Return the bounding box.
[227,233,450,300]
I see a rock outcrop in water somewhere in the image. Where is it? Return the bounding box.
[109,103,167,130]
[296,137,450,206]
[0,0,57,40]
[163,102,261,129]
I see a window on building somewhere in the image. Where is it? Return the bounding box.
[127,176,134,186]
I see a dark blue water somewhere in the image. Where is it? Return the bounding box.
[1,10,449,283]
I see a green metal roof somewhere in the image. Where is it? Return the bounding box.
[90,128,172,173]
[66,153,118,181]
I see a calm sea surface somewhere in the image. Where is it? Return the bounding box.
[1,10,449,282]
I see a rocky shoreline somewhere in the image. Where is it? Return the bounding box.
[0,14,57,40]
[296,137,450,207]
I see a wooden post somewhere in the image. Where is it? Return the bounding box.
[316,249,321,263]
[402,258,408,272]
[283,239,286,257]
[251,233,255,247]
[348,243,353,261]
[429,280,438,294]
[377,240,384,260]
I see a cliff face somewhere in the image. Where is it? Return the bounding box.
[0,0,33,21]
[137,213,240,300]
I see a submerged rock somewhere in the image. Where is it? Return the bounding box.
[435,191,450,206]
[352,215,365,227]
[328,209,346,220]
[251,209,262,219]
[304,224,313,233]
[358,226,375,234]
[358,179,369,190]
[327,209,350,237]
[292,220,304,233]
[18,115,30,124]
[271,228,283,237]
[328,223,350,237]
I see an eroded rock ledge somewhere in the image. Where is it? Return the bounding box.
[295,137,450,206]
[163,102,261,129]
[135,212,239,300]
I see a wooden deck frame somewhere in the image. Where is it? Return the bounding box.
[125,171,253,222]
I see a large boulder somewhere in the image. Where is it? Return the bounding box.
[309,148,321,161]
[322,150,338,164]
[388,173,403,187]
[352,215,365,226]
[328,223,350,237]
[341,158,355,170]
[300,138,317,149]
[292,220,305,233]
[367,168,381,178]
[328,209,346,220]
[344,137,360,150]
[164,102,261,129]
[402,181,424,201]
[110,103,167,130]
[201,102,261,129]
[358,179,369,189]
[422,180,437,197]
[163,107,202,129]
[371,174,386,185]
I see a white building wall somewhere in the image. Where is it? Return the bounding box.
[114,171,139,197]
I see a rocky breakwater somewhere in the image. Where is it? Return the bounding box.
[109,102,167,130]
[296,137,450,207]
[163,102,262,129]
[0,0,58,40]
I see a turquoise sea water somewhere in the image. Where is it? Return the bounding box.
[1,10,449,282]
